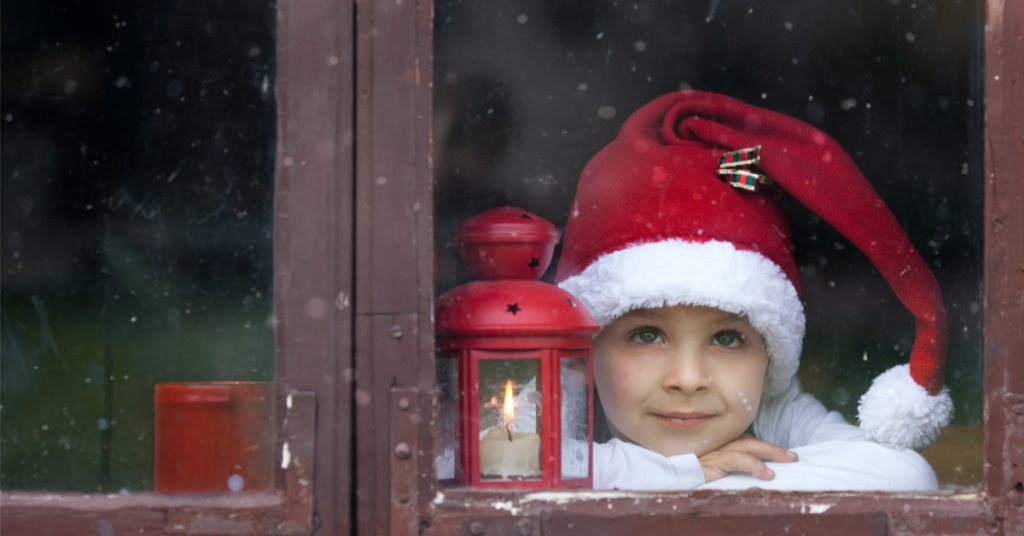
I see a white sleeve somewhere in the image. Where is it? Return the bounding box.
[753,378,866,448]
[701,378,939,491]
[593,438,706,490]
[697,439,939,491]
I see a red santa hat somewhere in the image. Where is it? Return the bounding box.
[555,90,952,450]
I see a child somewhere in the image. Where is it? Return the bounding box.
[555,90,953,490]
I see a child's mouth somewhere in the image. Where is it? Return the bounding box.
[650,411,714,429]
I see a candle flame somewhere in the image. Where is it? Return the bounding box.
[502,379,515,429]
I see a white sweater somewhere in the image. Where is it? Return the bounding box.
[593,379,939,491]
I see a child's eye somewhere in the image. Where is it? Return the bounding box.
[629,327,665,345]
[711,329,745,348]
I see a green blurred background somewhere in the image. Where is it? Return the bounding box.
[2,0,275,491]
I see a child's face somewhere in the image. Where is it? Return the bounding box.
[593,305,769,457]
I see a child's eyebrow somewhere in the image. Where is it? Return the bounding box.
[712,313,749,326]
[621,309,664,320]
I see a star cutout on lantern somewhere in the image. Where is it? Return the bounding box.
[528,257,541,269]
[506,303,521,315]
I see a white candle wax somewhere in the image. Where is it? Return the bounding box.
[479,426,541,479]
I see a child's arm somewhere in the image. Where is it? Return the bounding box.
[696,439,938,491]
[593,436,795,490]
[699,378,940,491]
[593,438,705,490]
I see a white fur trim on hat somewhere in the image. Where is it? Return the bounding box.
[558,240,805,396]
[857,364,953,450]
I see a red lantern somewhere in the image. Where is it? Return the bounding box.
[435,207,598,489]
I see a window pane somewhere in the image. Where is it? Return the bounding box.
[435,354,461,482]
[560,357,588,480]
[2,0,276,491]
[435,0,982,490]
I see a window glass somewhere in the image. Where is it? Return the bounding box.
[2,0,275,491]
[435,0,982,489]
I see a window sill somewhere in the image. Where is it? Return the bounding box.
[0,391,316,535]
[1,491,293,534]
[427,488,995,535]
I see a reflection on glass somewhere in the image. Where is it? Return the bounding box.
[1,1,275,491]
[478,358,541,480]
[435,355,461,482]
[560,357,588,480]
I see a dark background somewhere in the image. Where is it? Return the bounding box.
[434,0,983,488]
[0,0,983,492]
[1,0,276,491]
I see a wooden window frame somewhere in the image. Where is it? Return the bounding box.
[2,0,1021,534]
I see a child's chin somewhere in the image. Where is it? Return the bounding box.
[642,439,719,458]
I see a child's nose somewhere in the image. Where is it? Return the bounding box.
[661,347,711,394]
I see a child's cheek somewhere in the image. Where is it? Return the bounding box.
[594,350,645,419]
[715,358,767,417]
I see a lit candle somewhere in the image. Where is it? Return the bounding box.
[479,379,541,479]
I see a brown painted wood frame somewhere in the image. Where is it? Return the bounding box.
[1,1,1021,535]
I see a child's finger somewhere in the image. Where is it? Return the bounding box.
[721,452,775,480]
[722,436,798,463]
[700,452,775,482]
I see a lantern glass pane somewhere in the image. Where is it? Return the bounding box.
[435,354,461,482]
[477,358,542,481]
[560,357,589,479]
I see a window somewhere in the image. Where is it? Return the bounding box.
[2,0,275,494]
[435,0,984,490]
[3,0,1022,534]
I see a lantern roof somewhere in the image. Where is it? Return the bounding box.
[436,280,597,337]
[439,207,597,337]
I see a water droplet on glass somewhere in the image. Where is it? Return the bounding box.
[227,474,245,492]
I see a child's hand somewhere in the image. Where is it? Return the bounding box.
[698,434,798,482]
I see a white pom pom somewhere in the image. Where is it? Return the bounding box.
[857,364,953,450]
